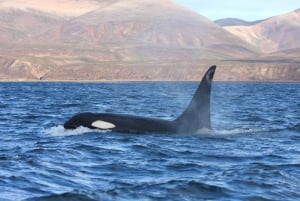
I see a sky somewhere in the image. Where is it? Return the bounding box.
[176,0,300,21]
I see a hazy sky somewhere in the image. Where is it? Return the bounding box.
[176,0,299,21]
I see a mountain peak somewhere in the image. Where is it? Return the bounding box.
[215,18,262,26]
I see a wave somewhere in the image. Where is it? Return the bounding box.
[43,125,109,137]
[214,123,300,136]
[24,192,96,201]
[24,180,230,201]
[290,123,300,131]
[213,128,271,135]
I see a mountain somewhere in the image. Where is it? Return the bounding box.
[0,1,299,81]
[0,0,257,57]
[215,18,262,26]
[224,9,300,53]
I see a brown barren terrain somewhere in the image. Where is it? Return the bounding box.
[0,0,299,81]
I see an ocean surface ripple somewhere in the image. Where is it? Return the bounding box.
[0,82,299,201]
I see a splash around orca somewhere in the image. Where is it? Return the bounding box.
[64,65,216,134]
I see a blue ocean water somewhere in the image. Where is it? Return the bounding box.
[0,82,299,201]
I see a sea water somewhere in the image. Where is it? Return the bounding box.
[0,82,299,201]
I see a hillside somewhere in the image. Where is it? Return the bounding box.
[0,1,299,81]
[224,9,300,53]
[0,0,256,56]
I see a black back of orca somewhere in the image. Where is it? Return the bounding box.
[64,65,216,134]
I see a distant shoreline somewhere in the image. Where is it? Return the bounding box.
[1,79,299,84]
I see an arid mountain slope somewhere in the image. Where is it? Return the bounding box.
[65,0,250,51]
[0,1,299,81]
[224,9,300,53]
[0,0,257,58]
[0,9,64,43]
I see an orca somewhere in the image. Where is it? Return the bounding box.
[64,65,216,134]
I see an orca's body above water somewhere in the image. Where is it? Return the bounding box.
[64,65,216,134]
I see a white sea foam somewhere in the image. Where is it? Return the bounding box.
[43,125,275,137]
[43,125,109,137]
[214,128,270,135]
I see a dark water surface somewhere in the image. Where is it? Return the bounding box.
[0,82,299,201]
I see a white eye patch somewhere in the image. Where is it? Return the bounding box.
[91,120,116,129]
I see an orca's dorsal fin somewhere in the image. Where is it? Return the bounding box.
[175,65,216,133]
